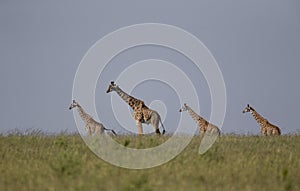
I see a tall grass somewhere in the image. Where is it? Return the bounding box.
[0,133,299,191]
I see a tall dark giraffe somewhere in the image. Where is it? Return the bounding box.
[242,104,281,136]
[179,103,220,136]
[69,100,117,136]
[106,81,165,135]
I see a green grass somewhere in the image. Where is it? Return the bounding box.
[0,133,300,191]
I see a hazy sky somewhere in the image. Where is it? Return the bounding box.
[1,1,300,135]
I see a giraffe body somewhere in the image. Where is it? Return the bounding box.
[242,104,281,136]
[69,100,117,136]
[179,103,221,136]
[106,81,165,135]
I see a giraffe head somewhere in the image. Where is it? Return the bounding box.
[69,100,79,110]
[179,103,188,112]
[106,81,118,93]
[242,104,253,113]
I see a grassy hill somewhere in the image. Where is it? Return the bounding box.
[0,133,299,191]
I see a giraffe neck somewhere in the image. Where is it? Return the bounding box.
[76,105,91,123]
[250,109,266,127]
[114,86,143,110]
[186,106,207,126]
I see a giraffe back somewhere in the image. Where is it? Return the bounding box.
[264,122,281,136]
[199,122,220,136]
[86,118,105,135]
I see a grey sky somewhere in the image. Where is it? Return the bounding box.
[0,0,300,135]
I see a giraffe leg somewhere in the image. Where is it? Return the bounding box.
[271,129,275,136]
[211,127,220,137]
[94,127,97,134]
[216,127,221,137]
[91,125,95,134]
[200,128,205,139]
[151,114,160,135]
[89,127,92,135]
[94,125,100,134]
[99,124,105,134]
[85,124,90,135]
[267,128,272,136]
[155,129,161,134]
[273,128,279,136]
[261,128,267,136]
[154,125,160,135]
[276,128,281,136]
[136,121,143,135]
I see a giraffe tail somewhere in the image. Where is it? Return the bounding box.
[103,127,117,136]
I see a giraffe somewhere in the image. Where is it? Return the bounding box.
[242,104,281,136]
[106,81,166,135]
[179,103,221,137]
[69,100,117,136]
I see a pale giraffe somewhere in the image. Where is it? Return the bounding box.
[106,81,166,135]
[69,100,117,136]
[179,103,221,136]
[242,104,281,136]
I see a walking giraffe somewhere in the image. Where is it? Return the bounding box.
[106,81,166,135]
[242,104,281,136]
[179,103,221,136]
[69,100,117,136]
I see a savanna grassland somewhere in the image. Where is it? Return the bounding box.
[0,132,299,191]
